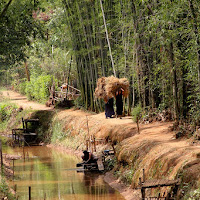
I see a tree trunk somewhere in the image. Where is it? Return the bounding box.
[170,41,179,122]
[99,0,116,77]
[188,0,200,88]
[25,61,30,82]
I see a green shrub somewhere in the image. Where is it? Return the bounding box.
[0,176,16,199]
[0,103,17,122]
[25,81,33,100]
[25,74,55,103]
[184,188,200,200]
[19,80,27,95]
[74,96,85,109]
[132,104,142,122]
[51,119,66,143]
[132,104,143,134]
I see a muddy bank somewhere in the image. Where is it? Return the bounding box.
[104,172,140,200]
[0,153,21,199]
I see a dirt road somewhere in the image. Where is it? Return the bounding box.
[1,90,52,111]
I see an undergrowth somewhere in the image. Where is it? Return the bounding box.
[183,188,200,200]
[0,101,32,133]
[0,176,16,200]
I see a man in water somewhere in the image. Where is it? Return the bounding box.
[82,150,98,164]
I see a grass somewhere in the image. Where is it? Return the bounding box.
[0,101,32,134]
[0,176,16,200]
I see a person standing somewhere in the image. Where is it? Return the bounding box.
[116,88,124,118]
[104,97,115,118]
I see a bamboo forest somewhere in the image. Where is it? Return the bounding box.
[1,0,200,121]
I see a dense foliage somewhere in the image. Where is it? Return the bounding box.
[1,0,200,125]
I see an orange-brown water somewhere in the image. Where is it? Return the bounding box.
[5,146,125,200]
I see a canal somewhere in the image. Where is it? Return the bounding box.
[4,146,125,200]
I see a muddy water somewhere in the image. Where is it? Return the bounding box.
[5,146,125,200]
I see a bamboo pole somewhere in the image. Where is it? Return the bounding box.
[86,116,91,151]
[99,0,116,77]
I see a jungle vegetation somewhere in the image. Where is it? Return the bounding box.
[1,0,200,127]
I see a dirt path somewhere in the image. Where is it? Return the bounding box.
[1,90,52,111]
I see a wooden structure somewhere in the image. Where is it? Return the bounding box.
[57,84,81,101]
[12,118,39,146]
[77,138,115,172]
[46,83,81,107]
[76,154,105,172]
[139,169,180,200]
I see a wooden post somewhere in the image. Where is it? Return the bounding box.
[25,121,28,133]
[141,188,145,200]
[14,184,17,192]
[111,144,116,155]
[94,137,96,152]
[14,184,17,198]
[173,184,179,197]
[18,133,20,144]
[29,186,31,200]
[143,168,145,182]
[86,140,88,151]
[139,177,145,200]
[13,159,14,180]
[0,140,3,169]
[139,177,142,187]
[22,118,24,130]
[23,147,25,161]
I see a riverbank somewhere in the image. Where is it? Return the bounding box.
[48,143,141,200]
[0,152,20,199]
[1,89,200,199]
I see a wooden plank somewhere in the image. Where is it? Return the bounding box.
[24,119,39,122]
[12,128,24,131]
[97,159,104,171]
[23,133,37,136]
[66,85,81,92]
[142,179,180,188]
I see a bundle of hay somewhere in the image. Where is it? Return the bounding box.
[94,77,107,100]
[105,76,129,98]
[94,76,129,99]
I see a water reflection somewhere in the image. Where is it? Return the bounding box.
[6,146,124,200]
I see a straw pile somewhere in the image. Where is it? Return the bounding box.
[94,76,129,99]
[94,77,107,100]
